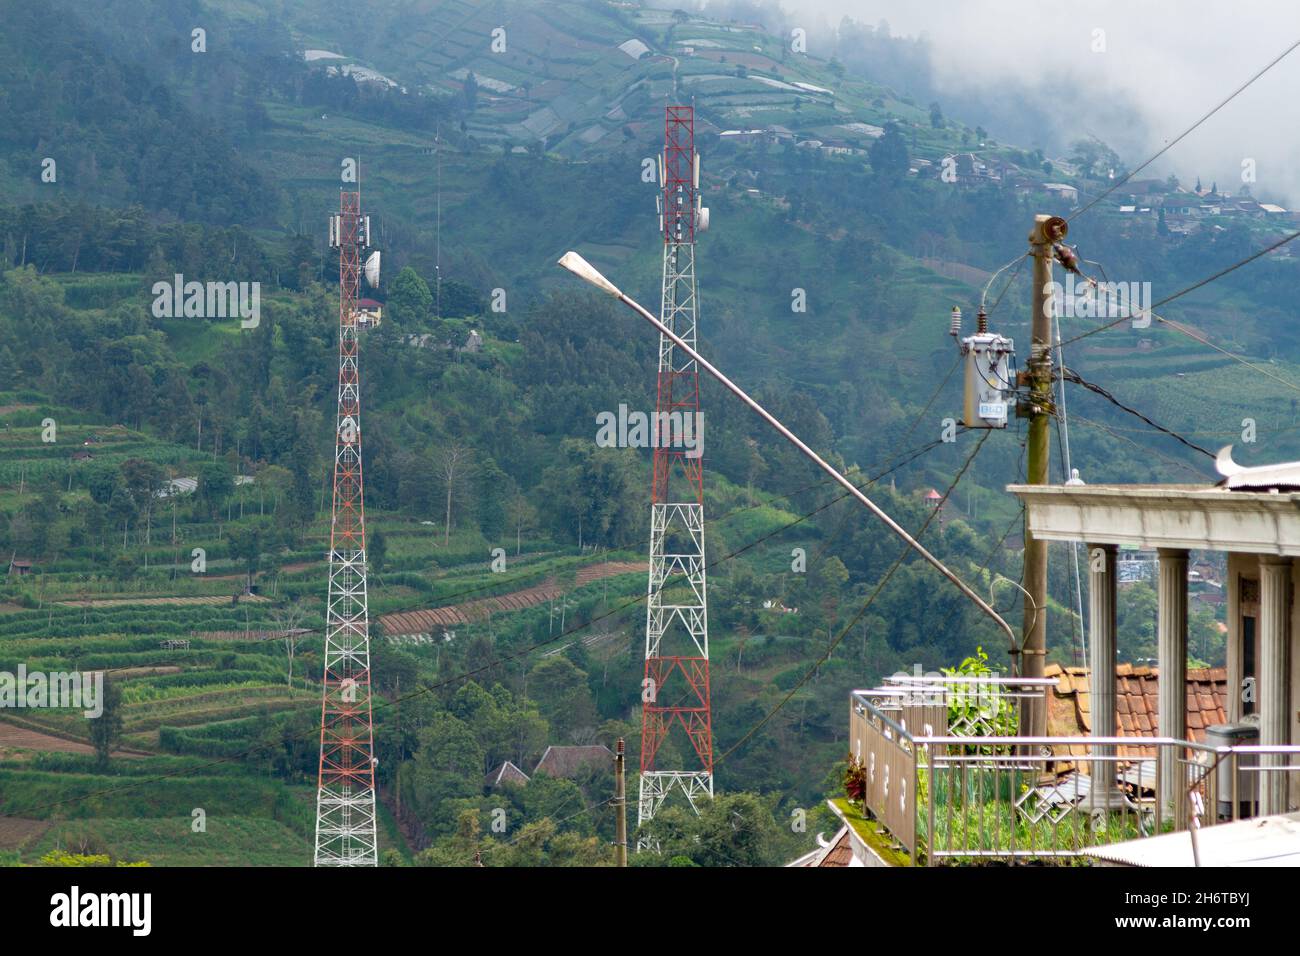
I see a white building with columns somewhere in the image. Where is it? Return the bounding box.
[1009,482,1299,816]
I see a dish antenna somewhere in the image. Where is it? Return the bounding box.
[364,251,381,288]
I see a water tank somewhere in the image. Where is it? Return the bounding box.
[1206,722,1258,820]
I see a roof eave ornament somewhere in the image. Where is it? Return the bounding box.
[1216,445,1300,491]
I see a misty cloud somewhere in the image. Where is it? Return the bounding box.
[697,0,1300,205]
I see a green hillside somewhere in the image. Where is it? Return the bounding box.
[0,0,1289,867]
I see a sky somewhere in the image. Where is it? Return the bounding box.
[731,1,1300,205]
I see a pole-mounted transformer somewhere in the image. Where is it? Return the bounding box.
[950,305,1015,428]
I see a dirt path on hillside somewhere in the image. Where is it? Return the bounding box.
[0,817,50,851]
[380,560,645,636]
[0,719,147,758]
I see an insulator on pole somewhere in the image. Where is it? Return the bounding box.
[949,306,962,338]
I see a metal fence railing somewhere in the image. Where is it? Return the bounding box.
[849,689,1300,866]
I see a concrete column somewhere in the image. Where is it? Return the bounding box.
[1088,543,1118,794]
[1258,556,1291,815]
[1157,548,1188,816]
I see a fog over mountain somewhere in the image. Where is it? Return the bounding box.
[695,0,1300,205]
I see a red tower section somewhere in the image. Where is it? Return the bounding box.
[315,186,378,866]
[638,105,714,843]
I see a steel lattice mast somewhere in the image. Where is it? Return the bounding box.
[314,181,378,866]
[638,105,713,846]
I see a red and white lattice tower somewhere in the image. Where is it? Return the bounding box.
[314,180,378,866]
[638,105,713,847]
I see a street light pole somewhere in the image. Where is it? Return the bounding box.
[557,251,1017,649]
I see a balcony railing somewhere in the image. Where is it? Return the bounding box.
[850,687,1300,865]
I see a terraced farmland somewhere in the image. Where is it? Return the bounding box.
[381,559,644,634]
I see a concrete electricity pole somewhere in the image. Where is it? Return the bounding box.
[1020,214,1067,738]
[614,737,628,867]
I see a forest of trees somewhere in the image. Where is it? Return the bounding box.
[0,0,1264,868]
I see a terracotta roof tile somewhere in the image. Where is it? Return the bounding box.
[818,827,854,867]
[1047,664,1229,756]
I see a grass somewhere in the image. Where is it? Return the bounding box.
[919,766,1158,864]
[29,816,314,867]
[838,764,1167,867]
[829,797,912,866]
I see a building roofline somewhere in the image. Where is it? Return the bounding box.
[1008,482,1300,554]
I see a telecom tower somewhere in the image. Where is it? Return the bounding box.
[315,179,378,866]
[638,105,713,847]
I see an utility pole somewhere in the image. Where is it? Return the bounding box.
[1020,214,1067,738]
[614,737,627,867]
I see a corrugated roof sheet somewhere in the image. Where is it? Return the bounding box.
[1086,812,1300,866]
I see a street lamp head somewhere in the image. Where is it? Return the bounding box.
[557,251,622,299]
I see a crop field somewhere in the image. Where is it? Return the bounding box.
[29,816,315,867]
[0,377,662,864]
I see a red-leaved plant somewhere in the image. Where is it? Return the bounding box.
[843,754,867,804]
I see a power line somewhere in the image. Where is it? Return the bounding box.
[980,253,1028,313]
[1052,309,1086,669]
[984,252,1028,316]
[1060,367,1215,458]
[157,478,870,650]
[932,503,1026,641]
[1,434,959,820]
[716,430,992,767]
[1070,413,1213,480]
[1153,312,1300,395]
[1068,38,1300,223]
[1070,415,1300,440]
[1057,229,1300,350]
[18,431,961,703]
[795,357,965,581]
[498,797,615,848]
